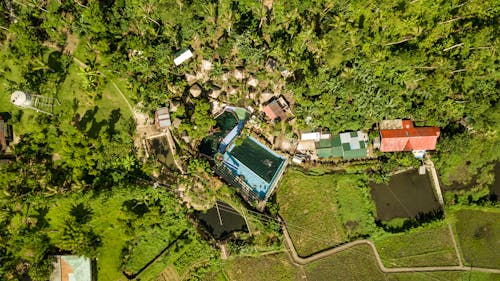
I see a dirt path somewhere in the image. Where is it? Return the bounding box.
[282,223,500,274]
[448,223,464,267]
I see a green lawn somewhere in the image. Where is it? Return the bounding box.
[0,59,134,141]
[90,192,131,281]
[374,223,458,267]
[454,209,500,269]
[277,169,375,256]
[223,254,298,281]
[45,190,133,281]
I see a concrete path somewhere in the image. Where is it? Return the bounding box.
[425,158,444,206]
[282,224,500,274]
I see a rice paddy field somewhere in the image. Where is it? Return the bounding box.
[374,223,459,267]
[277,169,376,256]
[453,208,500,269]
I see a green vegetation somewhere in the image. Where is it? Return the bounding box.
[277,168,376,256]
[453,209,500,269]
[277,170,346,256]
[335,176,377,239]
[374,223,458,267]
[0,0,499,279]
[223,254,298,281]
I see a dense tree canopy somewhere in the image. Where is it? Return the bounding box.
[0,0,499,279]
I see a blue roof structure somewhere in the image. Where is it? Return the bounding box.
[222,136,286,200]
[219,120,245,153]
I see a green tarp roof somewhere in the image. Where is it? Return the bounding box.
[343,148,367,160]
[316,133,367,159]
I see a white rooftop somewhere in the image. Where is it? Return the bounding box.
[174,49,193,66]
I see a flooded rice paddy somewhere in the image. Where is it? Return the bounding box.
[195,201,248,240]
[370,171,441,221]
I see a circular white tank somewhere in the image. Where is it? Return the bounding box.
[11,91,32,107]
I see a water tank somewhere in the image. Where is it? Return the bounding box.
[11,91,32,107]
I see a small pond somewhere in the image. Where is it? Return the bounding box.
[370,171,441,221]
[195,201,248,240]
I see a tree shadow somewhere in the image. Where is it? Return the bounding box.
[47,51,64,73]
[70,203,93,224]
[0,112,12,121]
[35,206,50,229]
[78,106,99,131]
[122,199,150,218]
[72,98,80,113]
[106,108,121,138]
[87,119,107,139]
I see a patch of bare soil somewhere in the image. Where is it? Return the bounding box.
[63,32,79,55]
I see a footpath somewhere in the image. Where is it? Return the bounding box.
[282,223,500,274]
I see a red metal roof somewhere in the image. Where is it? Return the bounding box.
[263,105,277,120]
[380,120,440,152]
[263,100,286,121]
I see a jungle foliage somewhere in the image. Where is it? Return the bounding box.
[0,0,499,279]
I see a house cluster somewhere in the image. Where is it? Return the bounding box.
[297,130,369,162]
[172,47,443,208]
[200,106,288,210]
[296,119,440,162]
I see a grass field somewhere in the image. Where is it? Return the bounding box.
[45,190,134,281]
[277,169,347,256]
[223,253,298,281]
[335,175,377,238]
[374,223,458,267]
[454,209,500,269]
[277,169,375,256]
[0,61,134,141]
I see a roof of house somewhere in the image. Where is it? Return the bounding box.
[173,49,193,66]
[155,107,171,128]
[301,132,320,141]
[380,120,440,152]
[50,256,92,281]
[263,100,286,121]
[315,131,368,159]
